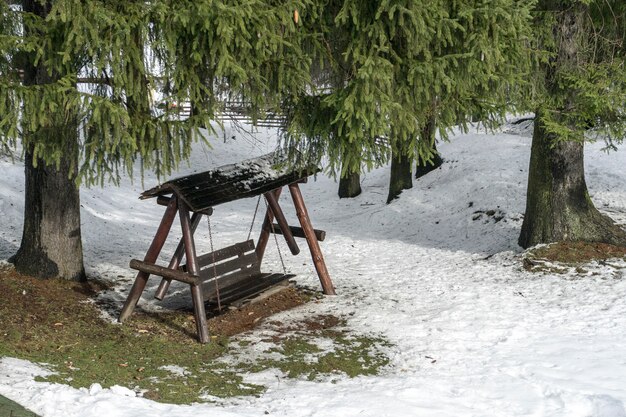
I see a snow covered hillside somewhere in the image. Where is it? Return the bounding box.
[1,123,626,417]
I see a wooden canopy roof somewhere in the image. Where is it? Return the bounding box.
[140,151,319,212]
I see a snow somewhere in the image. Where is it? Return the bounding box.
[2,122,626,417]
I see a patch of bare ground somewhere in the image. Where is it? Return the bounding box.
[523,241,626,272]
[0,263,313,343]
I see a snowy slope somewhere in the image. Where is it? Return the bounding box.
[1,123,626,417]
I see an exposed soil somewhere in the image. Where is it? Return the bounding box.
[524,241,626,267]
[0,264,313,344]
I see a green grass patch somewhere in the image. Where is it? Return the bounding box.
[0,267,391,404]
[235,324,391,382]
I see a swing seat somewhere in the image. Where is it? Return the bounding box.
[196,240,295,306]
[141,239,295,308]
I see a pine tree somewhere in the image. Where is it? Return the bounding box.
[519,0,626,247]
[0,0,312,279]
[283,0,534,202]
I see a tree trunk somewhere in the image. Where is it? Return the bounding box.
[387,148,412,203]
[519,2,626,248]
[11,0,86,280]
[338,170,361,198]
[518,114,626,248]
[415,114,443,179]
[415,146,443,179]
[12,144,86,281]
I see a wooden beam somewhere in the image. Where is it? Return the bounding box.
[264,190,300,255]
[269,223,326,242]
[154,212,202,300]
[256,188,282,262]
[118,196,179,322]
[288,183,335,295]
[179,201,210,343]
[157,195,213,215]
[130,259,199,285]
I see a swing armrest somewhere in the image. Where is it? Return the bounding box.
[130,259,200,285]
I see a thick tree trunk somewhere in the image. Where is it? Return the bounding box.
[415,115,443,179]
[415,147,443,179]
[12,144,86,281]
[518,114,626,248]
[338,170,361,198]
[11,0,86,280]
[387,148,412,203]
[519,2,626,248]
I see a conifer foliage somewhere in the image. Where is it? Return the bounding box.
[0,0,312,279]
[283,0,534,181]
[1,0,311,184]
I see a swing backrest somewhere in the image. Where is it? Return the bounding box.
[193,240,262,300]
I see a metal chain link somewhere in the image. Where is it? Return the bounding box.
[263,196,287,275]
[247,195,262,241]
[207,215,222,311]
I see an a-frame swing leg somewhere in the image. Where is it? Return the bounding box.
[119,196,179,322]
[178,201,210,343]
[256,188,282,262]
[264,189,300,255]
[289,183,336,295]
[154,212,203,301]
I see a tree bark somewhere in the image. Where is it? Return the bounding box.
[338,169,361,198]
[11,0,86,280]
[519,2,626,248]
[12,143,86,281]
[387,148,412,203]
[518,113,626,248]
[415,114,443,179]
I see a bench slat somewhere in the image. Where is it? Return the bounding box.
[201,269,264,300]
[205,273,295,305]
[200,252,258,280]
[196,240,255,267]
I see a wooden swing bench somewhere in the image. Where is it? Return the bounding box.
[118,151,335,343]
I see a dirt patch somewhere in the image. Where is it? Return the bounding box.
[523,241,626,273]
[525,241,626,265]
[266,314,342,333]
[0,264,315,346]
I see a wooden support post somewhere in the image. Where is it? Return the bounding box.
[256,188,282,262]
[264,190,300,255]
[154,212,202,300]
[119,197,179,322]
[179,202,210,343]
[288,183,336,295]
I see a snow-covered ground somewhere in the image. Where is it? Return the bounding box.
[1,122,626,417]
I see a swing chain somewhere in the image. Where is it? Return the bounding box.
[263,196,288,275]
[207,214,222,311]
[247,195,262,241]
